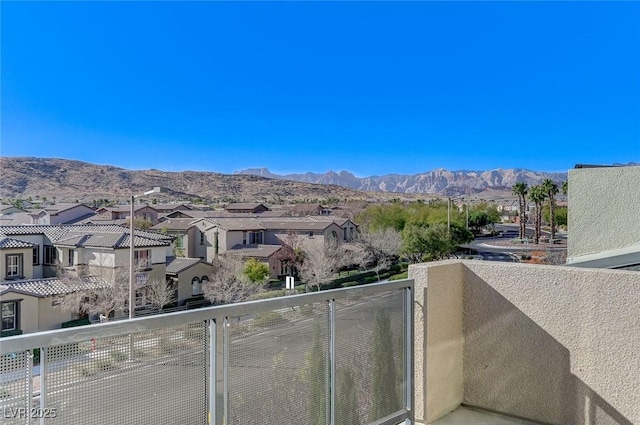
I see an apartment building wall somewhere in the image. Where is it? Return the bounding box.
[409,260,640,425]
[567,166,640,261]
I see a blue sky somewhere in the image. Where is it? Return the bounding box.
[2,1,639,177]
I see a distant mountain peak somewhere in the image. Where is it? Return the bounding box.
[234,167,568,195]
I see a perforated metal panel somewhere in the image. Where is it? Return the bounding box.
[334,289,406,425]
[226,304,330,425]
[0,350,31,425]
[42,322,208,425]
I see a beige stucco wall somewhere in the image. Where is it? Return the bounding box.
[567,166,640,261]
[174,262,215,303]
[0,292,39,334]
[411,260,640,425]
[409,261,465,424]
[1,247,35,280]
[37,298,76,331]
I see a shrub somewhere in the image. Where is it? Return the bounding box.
[158,338,182,355]
[341,280,361,288]
[183,326,203,341]
[61,318,91,328]
[109,350,127,362]
[253,311,287,328]
[389,272,408,281]
[80,358,115,377]
[249,289,287,301]
[299,304,315,316]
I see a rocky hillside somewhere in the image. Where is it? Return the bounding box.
[0,157,424,204]
[235,167,568,195]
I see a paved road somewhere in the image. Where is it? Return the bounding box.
[1,292,407,425]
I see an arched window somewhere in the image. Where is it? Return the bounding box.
[191,277,201,296]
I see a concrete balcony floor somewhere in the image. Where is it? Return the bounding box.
[430,406,542,425]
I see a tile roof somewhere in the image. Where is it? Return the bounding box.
[166,257,208,274]
[203,218,267,231]
[227,244,282,258]
[224,203,270,211]
[150,218,198,231]
[0,276,108,298]
[0,224,172,248]
[0,237,37,249]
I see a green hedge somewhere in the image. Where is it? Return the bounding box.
[389,271,409,281]
[0,329,23,338]
[61,318,91,328]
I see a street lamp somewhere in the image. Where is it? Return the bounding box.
[129,187,162,319]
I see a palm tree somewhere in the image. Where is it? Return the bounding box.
[542,179,559,240]
[512,182,528,239]
[528,185,546,244]
[562,180,568,196]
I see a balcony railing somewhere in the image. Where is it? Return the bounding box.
[1,279,414,425]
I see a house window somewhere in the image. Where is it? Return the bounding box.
[1,301,18,331]
[308,231,314,238]
[33,246,40,265]
[68,249,76,266]
[44,245,57,265]
[134,250,151,270]
[192,277,202,296]
[249,231,263,245]
[200,232,205,245]
[242,231,247,245]
[6,254,23,278]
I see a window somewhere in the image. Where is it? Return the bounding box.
[134,249,151,270]
[249,231,263,244]
[44,245,57,265]
[191,277,202,296]
[68,249,75,266]
[1,302,18,331]
[200,232,205,245]
[33,246,40,266]
[242,231,247,245]
[6,254,23,278]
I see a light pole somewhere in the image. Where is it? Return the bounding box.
[129,187,162,319]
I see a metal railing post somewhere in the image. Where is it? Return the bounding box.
[329,299,336,425]
[39,347,47,425]
[405,286,415,424]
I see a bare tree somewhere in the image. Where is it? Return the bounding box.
[355,228,403,281]
[55,265,129,322]
[203,255,262,305]
[139,278,177,312]
[298,240,351,292]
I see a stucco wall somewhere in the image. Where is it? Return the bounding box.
[411,260,640,425]
[567,166,640,261]
[0,293,39,334]
[1,248,35,280]
[38,298,76,331]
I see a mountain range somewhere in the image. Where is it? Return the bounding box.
[234,167,568,195]
[0,157,592,204]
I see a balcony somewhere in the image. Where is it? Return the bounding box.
[1,260,639,424]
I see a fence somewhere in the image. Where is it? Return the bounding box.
[0,279,414,425]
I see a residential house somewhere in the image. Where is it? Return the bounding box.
[224,203,270,214]
[0,277,107,336]
[94,205,160,226]
[286,203,332,217]
[27,203,96,225]
[165,257,215,306]
[0,224,173,334]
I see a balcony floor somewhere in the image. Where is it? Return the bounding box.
[430,406,542,425]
